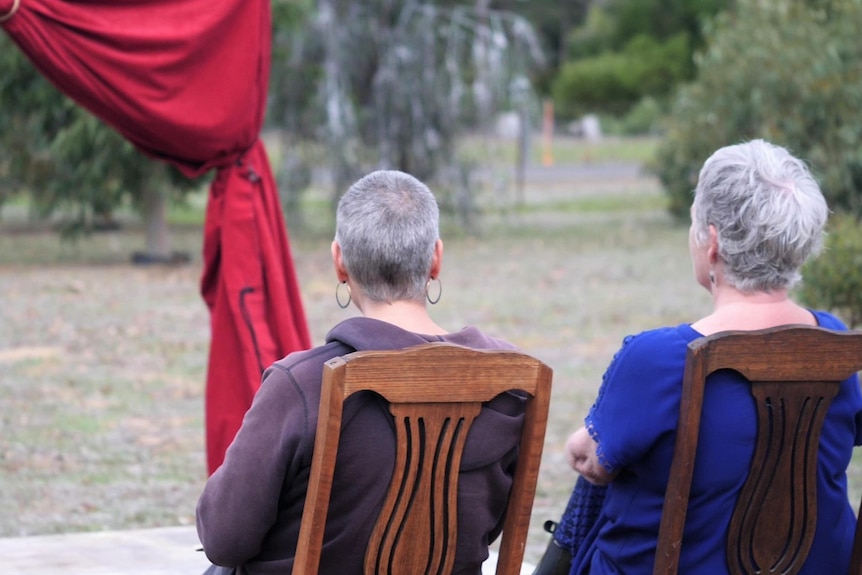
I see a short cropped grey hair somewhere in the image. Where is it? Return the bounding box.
[692,139,828,293]
[335,170,440,303]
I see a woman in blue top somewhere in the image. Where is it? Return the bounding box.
[548,139,862,575]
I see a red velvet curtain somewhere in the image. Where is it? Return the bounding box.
[1,0,312,474]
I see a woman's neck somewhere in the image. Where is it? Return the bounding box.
[359,298,448,336]
[713,285,789,308]
[692,286,815,335]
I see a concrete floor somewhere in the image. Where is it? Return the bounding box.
[2,526,209,574]
[1,525,535,574]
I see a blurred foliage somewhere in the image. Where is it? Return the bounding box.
[610,0,730,46]
[653,0,862,220]
[553,32,691,117]
[268,0,322,135]
[615,97,665,136]
[799,213,862,328]
[267,0,320,228]
[491,0,589,94]
[552,0,729,123]
[0,34,200,238]
[566,6,616,59]
[267,0,545,229]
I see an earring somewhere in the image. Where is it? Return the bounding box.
[708,270,716,285]
[426,277,442,305]
[336,281,351,309]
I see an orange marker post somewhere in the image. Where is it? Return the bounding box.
[542,99,554,167]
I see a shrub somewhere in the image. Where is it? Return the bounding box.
[552,50,640,117]
[798,213,862,328]
[552,33,691,119]
[652,0,862,220]
[618,97,665,135]
[566,5,616,59]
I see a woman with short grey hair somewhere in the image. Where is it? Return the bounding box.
[691,138,828,293]
[334,169,442,306]
[198,170,526,575]
[533,140,862,575]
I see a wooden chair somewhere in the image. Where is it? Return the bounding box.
[653,325,862,575]
[291,342,553,575]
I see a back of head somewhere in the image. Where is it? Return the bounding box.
[692,139,828,292]
[335,170,440,303]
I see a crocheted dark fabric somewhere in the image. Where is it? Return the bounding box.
[553,475,608,555]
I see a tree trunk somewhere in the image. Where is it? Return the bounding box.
[132,185,174,264]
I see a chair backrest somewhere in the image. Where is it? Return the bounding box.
[291,342,553,575]
[653,325,862,575]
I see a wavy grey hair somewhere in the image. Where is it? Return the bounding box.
[692,139,828,293]
[335,170,440,303]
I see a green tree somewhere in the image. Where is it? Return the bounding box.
[551,0,730,122]
[0,33,202,261]
[610,0,730,46]
[266,0,320,229]
[653,0,862,219]
[489,0,590,94]
[553,31,691,117]
[269,0,544,226]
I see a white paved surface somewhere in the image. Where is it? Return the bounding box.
[2,526,209,575]
[1,525,534,574]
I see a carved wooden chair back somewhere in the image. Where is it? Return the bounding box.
[291,342,553,575]
[653,325,862,575]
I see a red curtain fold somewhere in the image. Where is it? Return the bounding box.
[200,141,312,471]
[2,0,312,474]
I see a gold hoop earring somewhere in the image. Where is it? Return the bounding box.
[426,277,442,305]
[336,281,352,309]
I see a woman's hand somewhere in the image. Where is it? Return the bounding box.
[565,427,616,486]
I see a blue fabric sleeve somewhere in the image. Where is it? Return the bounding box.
[585,326,692,474]
[812,310,862,447]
